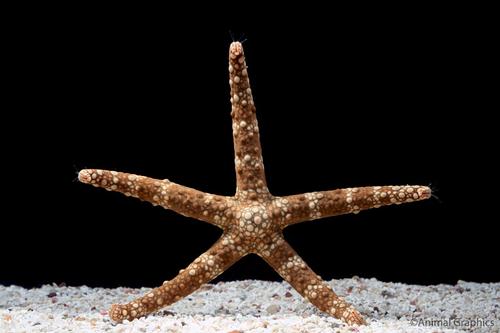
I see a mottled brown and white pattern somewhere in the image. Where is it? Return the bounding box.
[78,42,431,326]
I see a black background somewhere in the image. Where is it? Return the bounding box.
[2,8,497,289]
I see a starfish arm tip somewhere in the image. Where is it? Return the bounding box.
[229,41,244,56]
[78,169,92,183]
[109,303,126,323]
[419,186,432,200]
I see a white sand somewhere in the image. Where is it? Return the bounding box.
[1,277,498,333]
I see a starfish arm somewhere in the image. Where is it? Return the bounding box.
[78,169,231,228]
[279,185,431,227]
[108,233,243,322]
[228,42,269,198]
[258,236,365,325]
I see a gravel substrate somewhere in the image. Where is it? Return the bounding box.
[1,277,498,333]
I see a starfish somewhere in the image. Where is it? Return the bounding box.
[78,41,431,326]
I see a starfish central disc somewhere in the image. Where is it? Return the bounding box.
[234,204,278,250]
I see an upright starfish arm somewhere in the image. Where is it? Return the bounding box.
[228,42,269,197]
[279,185,431,227]
[78,169,230,228]
[259,235,365,325]
[108,234,243,322]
